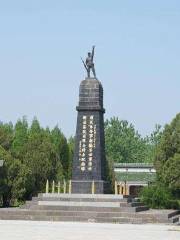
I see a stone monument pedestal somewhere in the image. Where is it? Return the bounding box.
[72,78,110,194]
[71,180,109,194]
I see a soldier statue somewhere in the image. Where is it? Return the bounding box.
[81,46,96,78]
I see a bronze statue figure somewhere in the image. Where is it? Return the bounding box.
[81,46,96,78]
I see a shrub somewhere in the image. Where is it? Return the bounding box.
[139,184,179,209]
[168,200,180,210]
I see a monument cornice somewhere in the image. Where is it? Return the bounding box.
[76,106,105,113]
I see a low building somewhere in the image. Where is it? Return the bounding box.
[114,163,156,196]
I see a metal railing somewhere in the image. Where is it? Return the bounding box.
[45,180,121,195]
[45,180,72,194]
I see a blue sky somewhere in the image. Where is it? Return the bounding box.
[0,1,180,137]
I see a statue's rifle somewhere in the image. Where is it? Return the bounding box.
[81,57,88,71]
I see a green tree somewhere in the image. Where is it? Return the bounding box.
[144,124,162,163]
[51,126,70,179]
[0,145,33,206]
[0,117,68,205]
[139,184,174,209]
[0,122,13,150]
[67,136,74,178]
[23,118,57,195]
[105,117,148,163]
[11,116,28,159]
[154,113,180,194]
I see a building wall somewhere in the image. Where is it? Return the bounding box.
[114,163,156,196]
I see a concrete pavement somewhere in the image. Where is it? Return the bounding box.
[0,220,179,240]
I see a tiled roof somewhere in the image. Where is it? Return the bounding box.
[114,162,154,168]
[115,172,156,182]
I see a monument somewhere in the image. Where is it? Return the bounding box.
[72,46,109,193]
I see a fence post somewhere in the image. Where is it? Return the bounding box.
[52,180,55,193]
[120,184,122,195]
[63,180,66,194]
[115,181,118,195]
[45,179,49,193]
[57,181,60,194]
[91,180,95,194]
[69,180,72,194]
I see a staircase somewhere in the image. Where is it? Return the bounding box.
[0,193,179,224]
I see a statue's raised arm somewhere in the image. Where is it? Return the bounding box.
[91,45,95,61]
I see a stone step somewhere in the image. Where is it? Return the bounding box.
[143,210,180,221]
[36,200,144,208]
[167,210,180,219]
[21,199,144,210]
[0,214,161,224]
[169,215,180,224]
[0,209,154,219]
[32,196,131,203]
[37,200,125,208]
[38,193,124,200]
[0,207,176,224]
[29,204,149,212]
[138,210,180,224]
[130,202,144,207]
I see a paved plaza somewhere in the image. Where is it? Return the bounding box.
[0,221,179,240]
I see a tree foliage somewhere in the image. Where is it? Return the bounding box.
[0,115,167,206]
[0,117,72,206]
[154,113,180,193]
[51,126,70,179]
[139,184,179,209]
[67,136,75,179]
[105,117,161,163]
